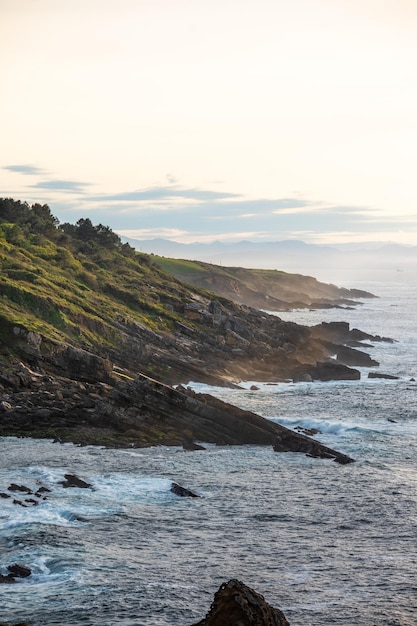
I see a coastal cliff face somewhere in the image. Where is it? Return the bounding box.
[0,199,390,456]
[0,198,370,388]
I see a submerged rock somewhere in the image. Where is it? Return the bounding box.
[190,579,290,626]
[7,564,32,578]
[171,482,200,498]
[0,573,16,584]
[59,474,92,489]
[0,563,32,585]
[7,484,33,494]
[368,372,399,380]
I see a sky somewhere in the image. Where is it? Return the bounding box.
[2,0,417,246]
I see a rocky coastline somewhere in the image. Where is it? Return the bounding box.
[0,361,354,462]
[0,313,394,460]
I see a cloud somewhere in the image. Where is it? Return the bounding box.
[30,179,90,193]
[88,185,240,203]
[5,170,416,245]
[4,164,46,175]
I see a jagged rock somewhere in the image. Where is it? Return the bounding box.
[190,579,290,626]
[59,474,92,489]
[7,564,32,578]
[171,482,200,498]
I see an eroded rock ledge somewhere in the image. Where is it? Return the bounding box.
[0,362,353,463]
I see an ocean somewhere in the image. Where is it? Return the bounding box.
[1,279,417,625]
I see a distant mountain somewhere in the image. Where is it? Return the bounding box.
[122,237,417,284]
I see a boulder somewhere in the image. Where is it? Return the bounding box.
[190,579,290,626]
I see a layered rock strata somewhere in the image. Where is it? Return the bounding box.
[0,363,354,462]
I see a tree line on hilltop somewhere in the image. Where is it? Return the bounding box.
[0,197,135,257]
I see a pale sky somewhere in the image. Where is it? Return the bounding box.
[2,0,417,245]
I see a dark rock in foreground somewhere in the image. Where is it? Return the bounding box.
[190,579,290,626]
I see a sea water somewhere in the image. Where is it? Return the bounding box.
[1,280,417,625]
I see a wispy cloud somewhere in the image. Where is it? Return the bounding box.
[4,164,46,176]
[4,170,416,245]
[88,185,240,203]
[30,179,90,194]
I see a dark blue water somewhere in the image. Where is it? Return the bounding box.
[1,281,417,625]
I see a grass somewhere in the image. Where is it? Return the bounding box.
[0,219,217,362]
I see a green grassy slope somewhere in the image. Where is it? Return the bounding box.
[153,256,374,310]
[0,200,216,363]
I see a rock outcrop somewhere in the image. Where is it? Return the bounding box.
[190,579,290,626]
[0,364,354,462]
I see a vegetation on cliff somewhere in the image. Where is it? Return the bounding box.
[153,256,375,311]
[0,198,382,455]
[0,197,347,385]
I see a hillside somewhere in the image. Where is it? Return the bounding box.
[0,197,356,386]
[0,198,387,454]
[152,257,374,311]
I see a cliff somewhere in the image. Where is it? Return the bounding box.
[153,256,375,311]
[0,199,391,458]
